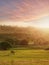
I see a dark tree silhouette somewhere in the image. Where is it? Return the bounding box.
[0,41,12,50]
[20,39,28,46]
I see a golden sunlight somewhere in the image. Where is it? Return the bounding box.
[31,16,49,28]
[33,21,49,28]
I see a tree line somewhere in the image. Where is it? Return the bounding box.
[0,39,28,50]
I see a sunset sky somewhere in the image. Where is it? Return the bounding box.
[0,0,49,28]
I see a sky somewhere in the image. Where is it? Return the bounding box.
[0,0,49,27]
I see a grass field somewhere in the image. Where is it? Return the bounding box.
[0,49,49,65]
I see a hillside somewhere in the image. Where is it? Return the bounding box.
[0,25,49,48]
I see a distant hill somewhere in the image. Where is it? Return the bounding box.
[0,25,49,48]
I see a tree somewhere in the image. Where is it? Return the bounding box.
[5,38,16,48]
[0,41,12,50]
[5,38,20,47]
[20,39,28,46]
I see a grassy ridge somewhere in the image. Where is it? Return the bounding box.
[0,49,49,65]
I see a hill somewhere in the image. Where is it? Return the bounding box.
[0,25,49,48]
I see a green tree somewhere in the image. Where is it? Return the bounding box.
[0,41,12,50]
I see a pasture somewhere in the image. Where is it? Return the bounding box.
[0,49,49,65]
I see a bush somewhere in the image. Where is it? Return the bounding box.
[10,50,15,55]
[45,48,49,50]
[0,41,12,50]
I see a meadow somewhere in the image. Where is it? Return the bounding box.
[0,49,49,65]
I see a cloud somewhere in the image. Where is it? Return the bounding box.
[0,0,49,22]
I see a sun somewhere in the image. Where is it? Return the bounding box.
[32,16,49,28]
[35,21,49,28]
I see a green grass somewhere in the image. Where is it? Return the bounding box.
[0,49,49,65]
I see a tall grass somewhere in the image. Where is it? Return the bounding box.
[0,49,49,65]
